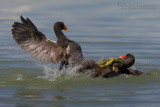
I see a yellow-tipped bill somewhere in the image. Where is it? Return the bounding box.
[119,53,128,59]
[64,25,69,32]
[65,28,69,32]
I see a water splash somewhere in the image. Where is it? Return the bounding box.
[37,63,84,81]
[16,73,23,81]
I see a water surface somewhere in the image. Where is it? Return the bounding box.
[0,0,160,107]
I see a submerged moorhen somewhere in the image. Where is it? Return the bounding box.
[94,53,142,78]
[12,16,142,78]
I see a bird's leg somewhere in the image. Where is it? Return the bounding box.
[127,68,143,76]
[59,60,64,70]
[59,60,68,70]
[119,67,143,76]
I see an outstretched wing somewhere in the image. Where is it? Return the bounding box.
[12,16,66,64]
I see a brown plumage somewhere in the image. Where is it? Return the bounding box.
[12,16,142,78]
[12,16,68,64]
[92,53,143,78]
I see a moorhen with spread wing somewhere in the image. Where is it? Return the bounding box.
[11,16,142,78]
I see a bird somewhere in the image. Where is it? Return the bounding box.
[11,16,142,78]
[96,53,142,78]
[12,16,68,65]
[11,16,97,72]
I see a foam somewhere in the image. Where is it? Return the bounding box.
[37,63,84,81]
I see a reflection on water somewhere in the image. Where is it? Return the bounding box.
[15,88,45,100]
[0,0,160,106]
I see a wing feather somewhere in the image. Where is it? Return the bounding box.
[12,16,66,64]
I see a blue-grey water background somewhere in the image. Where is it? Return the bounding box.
[0,0,160,107]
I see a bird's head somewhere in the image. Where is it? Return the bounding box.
[54,22,69,31]
[120,53,135,68]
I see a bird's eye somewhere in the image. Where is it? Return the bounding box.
[61,24,64,29]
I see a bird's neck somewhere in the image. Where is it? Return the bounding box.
[54,27,68,41]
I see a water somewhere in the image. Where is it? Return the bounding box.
[0,0,160,106]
